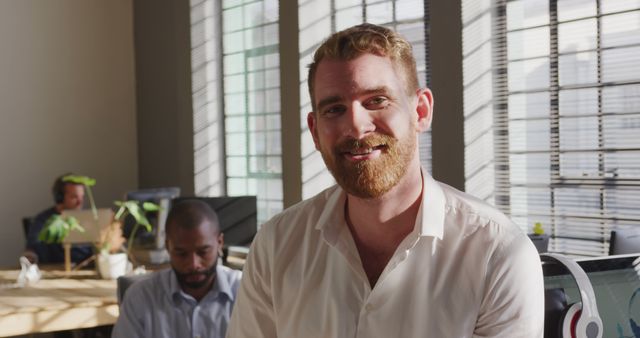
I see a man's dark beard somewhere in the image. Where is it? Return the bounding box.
[174,262,217,290]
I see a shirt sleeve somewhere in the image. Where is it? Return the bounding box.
[473,232,545,338]
[226,226,277,338]
[111,284,146,338]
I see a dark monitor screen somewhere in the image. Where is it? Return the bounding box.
[125,187,181,249]
[543,254,640,338]
[610,228,640,255]
[172,196,257,247]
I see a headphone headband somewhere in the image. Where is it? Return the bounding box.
[541,253,603,338]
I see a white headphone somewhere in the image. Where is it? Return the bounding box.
[541,253,603,338]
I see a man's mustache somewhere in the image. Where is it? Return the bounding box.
[335,134,395,153]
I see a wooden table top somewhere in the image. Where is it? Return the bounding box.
[0,269,119,337]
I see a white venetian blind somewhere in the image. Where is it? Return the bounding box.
[463,0,640,257]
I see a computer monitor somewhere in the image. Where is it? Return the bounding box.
[543,254,640,338]
[124,187,180,250]
[610,228,640,255]
[172,196,258,247]
[61,208,114,244]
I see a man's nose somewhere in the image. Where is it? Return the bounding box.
[344,103,375,138]
[187,254,202,270]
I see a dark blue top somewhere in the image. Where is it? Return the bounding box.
[26,206,94,264]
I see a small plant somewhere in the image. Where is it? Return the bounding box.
[98,200,160,255]
[38,214,85,244]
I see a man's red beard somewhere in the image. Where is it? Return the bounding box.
[320,131,416,199]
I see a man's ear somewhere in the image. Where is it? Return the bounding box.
[415,88,434,132]
[307,112,320,150]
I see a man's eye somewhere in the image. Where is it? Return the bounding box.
[322,105,346,117]
[365,96,389,109]
[198,249,212,257]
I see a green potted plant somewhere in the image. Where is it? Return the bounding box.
[38,174,160,278]
[96,200,160,279]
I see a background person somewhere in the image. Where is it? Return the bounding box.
[112,199,241,338]
[227,23,544,337]
[23,173,93,264]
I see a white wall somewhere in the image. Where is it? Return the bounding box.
[0,0,137,268]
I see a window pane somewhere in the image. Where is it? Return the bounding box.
[507,27,550,60]
[366,2,393,24]
[559,116,599,150]
[508,58,550,91]
[509,92,550,119]
[601,11,640,48]
[509,119,550,152]
[602,46,640,83]
[507,0,549,30]
[557,0,596,22]
[559,51,597,86]
[558,18,597,53]
[336,6,363,31]
[396,0,425,21]
[559,88,598,116]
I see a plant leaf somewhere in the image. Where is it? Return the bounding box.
[66,216,86,233]
[142,202,161,212]
[39,215,69,244]
[62,175,96,187]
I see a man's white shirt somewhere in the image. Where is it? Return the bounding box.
[227,170,544,338]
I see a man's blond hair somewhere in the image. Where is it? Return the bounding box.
[307,23,419,111]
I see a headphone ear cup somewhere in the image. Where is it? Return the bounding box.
[560,303,582,338]
[630,318,640,338]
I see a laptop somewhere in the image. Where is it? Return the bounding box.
[543,254,640,338]
[60,208,114,244]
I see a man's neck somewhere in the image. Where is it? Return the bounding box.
[345,164,424,287]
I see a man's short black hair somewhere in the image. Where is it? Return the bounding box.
[165,199,220,235]
[52,172,75,204]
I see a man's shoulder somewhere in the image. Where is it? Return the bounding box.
[123,269,171,302]
[218,265,242,285]
[439,182,515,228]
[33,206,58,223]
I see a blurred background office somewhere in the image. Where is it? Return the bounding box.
[1,0,639,268]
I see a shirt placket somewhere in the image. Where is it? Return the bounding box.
[192,304,202,338]
[354,234,421,338]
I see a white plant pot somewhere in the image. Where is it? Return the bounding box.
[97,253,130,279]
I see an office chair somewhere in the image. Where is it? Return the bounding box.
[22,217,33,240]
[116,273,152,304]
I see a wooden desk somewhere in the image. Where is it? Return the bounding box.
[0,269,118,337]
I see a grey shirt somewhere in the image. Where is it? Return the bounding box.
[112,265,242,338]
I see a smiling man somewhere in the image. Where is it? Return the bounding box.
[112,199,241,338]
[227,23,544,338]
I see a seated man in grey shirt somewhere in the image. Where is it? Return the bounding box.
[112,199,242,338]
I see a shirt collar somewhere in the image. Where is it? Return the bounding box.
[314,167,446,240]
[417,168,445,239]
[168,265,235,303]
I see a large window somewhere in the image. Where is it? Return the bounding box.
[462,0,640,256]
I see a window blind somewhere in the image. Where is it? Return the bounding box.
[462,0,640,257]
